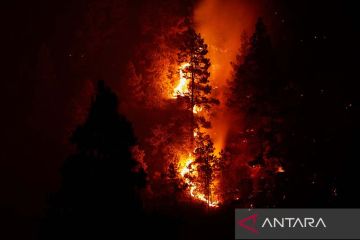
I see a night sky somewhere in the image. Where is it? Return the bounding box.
[2,0,360,239]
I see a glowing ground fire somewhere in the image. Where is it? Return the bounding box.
[178,154,220,207]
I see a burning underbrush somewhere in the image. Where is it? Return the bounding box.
[124,3,286,210]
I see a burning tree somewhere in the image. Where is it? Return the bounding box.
[194,131,220,207]
[173,22,221,207]
[176,24,219,119]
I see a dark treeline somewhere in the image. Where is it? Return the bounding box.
[40,80,149,239]
[228,17,359,208]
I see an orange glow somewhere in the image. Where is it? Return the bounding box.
[172,63,191,98]
[277,166,285,173]
[173,60,220,207]
[193,128,199,137]
[178,154,220,207]
[193,0,261,154]
[193,105,203,114]
[169,1,261,206]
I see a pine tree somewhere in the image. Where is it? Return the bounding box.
[42,80,146,240]
[194,131,219,206]
[176,21,220,207]
[228,18,285,206]
[229,18,274,112]
[167,162,183,194]
[177,25,219,126]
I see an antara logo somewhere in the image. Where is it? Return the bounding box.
[238,214,326,234]
[261,217,327,228]
[238,214,259,234]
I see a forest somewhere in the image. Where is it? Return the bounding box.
[2,0,359,239]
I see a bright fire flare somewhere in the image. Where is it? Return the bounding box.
[193,105,202,114]
[173,62,220,208]
[178,154,219,207]
[172,63,191,98]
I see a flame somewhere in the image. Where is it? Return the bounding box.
[193,128,199,137]
[277,166,285,173]
[172,63,191,98]
[178,154,219,207]
[173,62,220,208]
[193,105,203,114]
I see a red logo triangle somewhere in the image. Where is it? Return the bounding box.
[238,213,259,234]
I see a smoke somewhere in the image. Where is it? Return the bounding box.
[193,0,262,153]
[194,0,262,86]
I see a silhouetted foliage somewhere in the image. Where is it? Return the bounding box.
[229,18,277,113]
[177,21,220,123]
[194,131,219,206]
[228,18,286,207]
[41,80,146,240]
[167,162,184,196]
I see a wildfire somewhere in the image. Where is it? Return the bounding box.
[193,105,202,114]
[178,154,219,207]
[172,63,191,98]
[173,62,219,208]
[193,128,199,137]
